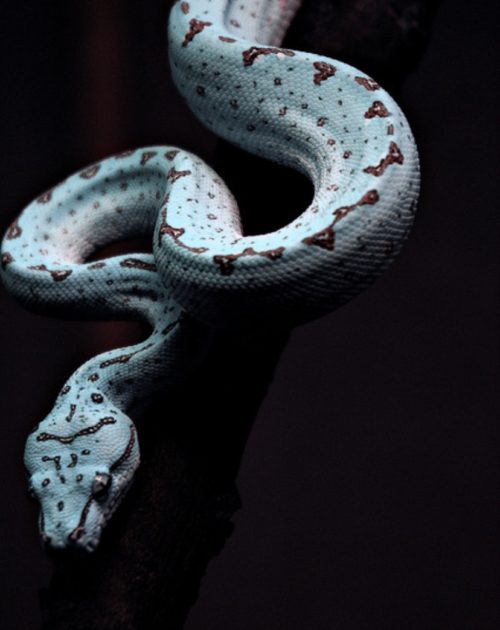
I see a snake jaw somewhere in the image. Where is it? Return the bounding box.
[33,465,136,552]
[25,409,141,552]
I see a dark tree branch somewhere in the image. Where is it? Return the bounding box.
[285,0,441,89]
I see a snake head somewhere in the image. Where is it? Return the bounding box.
[24,408,140,552]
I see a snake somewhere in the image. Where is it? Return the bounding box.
[0,0,419,552]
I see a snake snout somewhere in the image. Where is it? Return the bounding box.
[43,534,92,558]
[40,507,104,554]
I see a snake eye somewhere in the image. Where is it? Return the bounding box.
[91,473,111,501]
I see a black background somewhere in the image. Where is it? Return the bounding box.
[0,1,497,628]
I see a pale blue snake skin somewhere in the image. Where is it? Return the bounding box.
[0,0,419,552]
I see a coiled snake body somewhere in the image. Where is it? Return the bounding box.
[0,0,419,552]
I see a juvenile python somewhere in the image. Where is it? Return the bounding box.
[0,0,419,552]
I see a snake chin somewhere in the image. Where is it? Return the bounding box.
[33,461,139,552]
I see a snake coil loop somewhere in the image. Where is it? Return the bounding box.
[0,0,419,551]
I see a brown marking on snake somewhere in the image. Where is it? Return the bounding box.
[333,190,380,223]
[67,454,78,468]
[99,343,154,369]
[343,151,352,159]
[68,495,94,543]
[167,168,192,182]
[158,208,208,253]
[6,220,22,239]
[180,1,189,14]
[114,149,135,159]
[182,19,212,47]
[61,385,71,395]
[120,258,157,272]
[196,85,206,96]
[140,151,157,165]
[159,216,183,239]
[363,142,404,176]
[219,36,236,43]
[313,61,337,85]
[302,227,335,251]
[37,417,117,444]
[42,478,50,487]
[387,124,394,135]
[364,101,389,118]
[242,46,295,67]
[27,264,72,281]
[165,150,179,161]
[88,373,99,382]
[51,269,72,282]
[317,117,328,127]
[302,190,379,251]
[88,262,106,270]
[213,246,285,276]
[1,252,13,269]
[278,107,288,116]
[37,189,54,204]
[110,426,136,471]
[355,76,380,91]
[42,455,61,471]
[79,164,100,179]
[91,393,103,404]
[65,404,77,423]
[100,354,133,368]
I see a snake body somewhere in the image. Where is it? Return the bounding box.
[0,0,419,552]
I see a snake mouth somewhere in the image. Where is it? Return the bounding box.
[41,471,137,553]
[43,533,101,557]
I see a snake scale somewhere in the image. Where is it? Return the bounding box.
[0,0,419,552]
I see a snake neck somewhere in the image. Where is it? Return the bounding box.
[50,303,188,420]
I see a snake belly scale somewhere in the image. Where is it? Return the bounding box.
[0,0,419,552]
